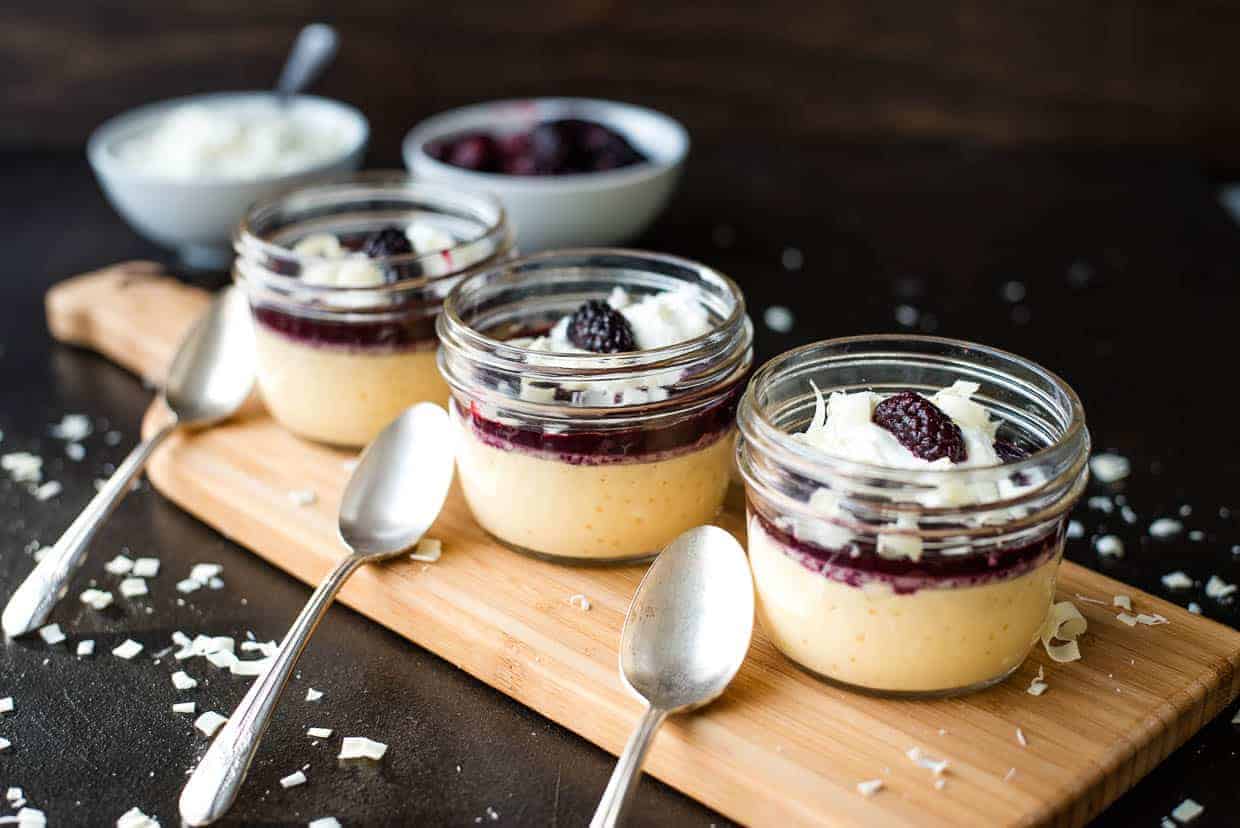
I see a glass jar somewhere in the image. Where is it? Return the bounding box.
[736,336,1089,697]
[438,249,753,564]
[234,173,514,447]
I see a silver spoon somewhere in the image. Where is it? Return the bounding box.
[2,287,255,638]
[275,23,339,104]
[590,525,754,828]
[179,402,456,826]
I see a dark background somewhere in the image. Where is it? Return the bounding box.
[3,2,1240,826]
[6,1,1240,165]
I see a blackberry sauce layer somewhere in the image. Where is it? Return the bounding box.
[750,439,1063,593]
[750,508,1061,594]
[253,304,437,349]
[459,383,742,465]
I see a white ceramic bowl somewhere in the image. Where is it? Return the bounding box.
[88,91,368,268]
[403,98,688,252]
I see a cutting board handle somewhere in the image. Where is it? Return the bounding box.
[45,261,212,384]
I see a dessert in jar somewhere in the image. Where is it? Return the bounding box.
[438,249,753,564]
[234,175,513,446]
[736,336,1089,697]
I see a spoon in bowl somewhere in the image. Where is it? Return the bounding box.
[275,23,339,104]
[2,286,255,638]
[590,525,754,828]
[179,402,456,826]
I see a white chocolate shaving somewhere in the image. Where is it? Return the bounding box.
[1205,575,1237,600]
[1170,798,1204,823]
[409,537,442,563]
[1094,535,1124,558]
[80,588,114,610]
[1040,601,1087,663]
[1088,453,1130,483]
[1027,665,1048,696]
[1149,518,1183,538]
[905,746,950,776]
[112,639,143,659]
[116,806,158,828]
[194,710,228,738]
[38,623,65,645]
[856,779,883,797]
[339,736,387,761]
[1161,571,1193,589]
[171,671,198,690]
[288,489,317,507]
[280,770,307,789]
[189,563,223,583]
[131,558,160,578]
[104,555,134,575]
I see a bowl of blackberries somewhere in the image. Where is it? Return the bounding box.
[403,98,688,251]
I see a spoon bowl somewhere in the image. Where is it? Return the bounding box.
[165,286,257,424]
[339,402,457,557]
[592,525,754,827]
[621,525,754,712]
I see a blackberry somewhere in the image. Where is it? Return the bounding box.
[530,120,577,173]
[566,300,636,353]
[361,227,413,259]
[993,439,1028,464]
[435,120,647,176]
[872,391,967,463]
[447,133,499,172]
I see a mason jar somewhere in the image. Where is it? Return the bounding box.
[736,335,1089,697]
[234,173,513,447]
[438,249,753,564]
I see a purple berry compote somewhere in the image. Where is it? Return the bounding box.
[437,250,753,564]
[736,336,1089,697]
[233,175,512,447]
[426,119,647,176]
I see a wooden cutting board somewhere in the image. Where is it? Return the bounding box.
[47,262,1240,828]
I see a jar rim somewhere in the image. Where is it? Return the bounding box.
[737,334,1090,529]
[234,171,511,296]
[438,247,751,381]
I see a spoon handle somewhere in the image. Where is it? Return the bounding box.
[1,421,177,638]
[179,554,365,826]
[590,704,669,828]
[276,23,339,99]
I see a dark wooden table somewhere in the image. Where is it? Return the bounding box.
[1,143,1238,826]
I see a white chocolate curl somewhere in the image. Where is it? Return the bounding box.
[1040,601,1087,663]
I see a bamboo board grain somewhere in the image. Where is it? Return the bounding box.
[47,263,1240,827]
